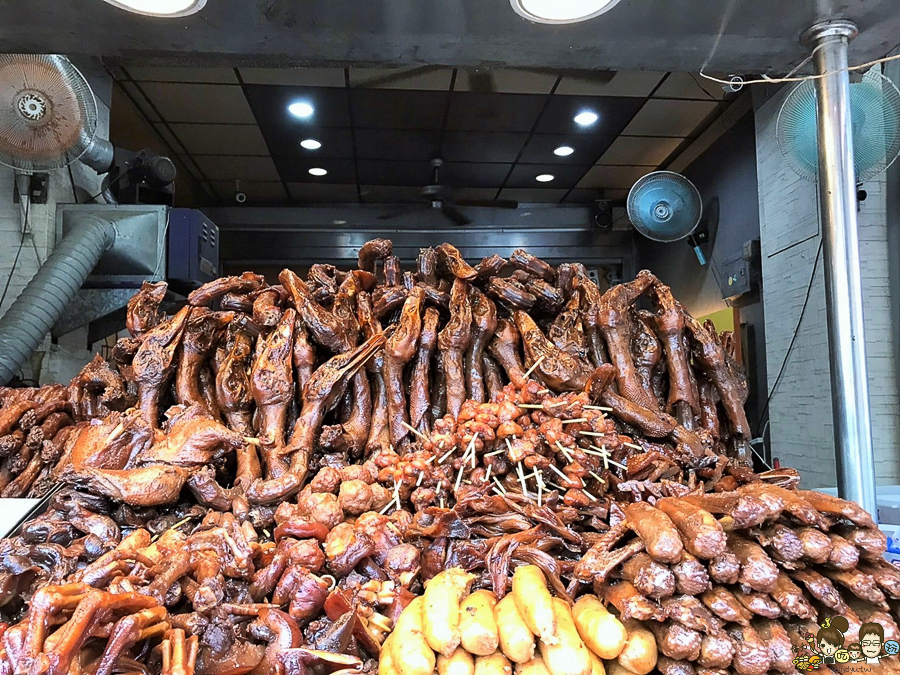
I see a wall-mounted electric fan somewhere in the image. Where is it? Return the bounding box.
[627,171,707,264]
[776,68,900,182]
[0,54,114,174]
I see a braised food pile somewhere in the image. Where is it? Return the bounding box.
[0,240,894,675]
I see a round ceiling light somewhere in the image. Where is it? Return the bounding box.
[554,145,575,157]
[573,110,599,126]
[288,102,315,119]
[309,168,328,177]
[300,139,322,150]
[536,174,555,182]
[510,0,621,24]
[101,0,207,17]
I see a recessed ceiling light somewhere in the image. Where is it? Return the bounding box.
[101,0,206,16]
[510,0,621,24]
[536,174,555,182]
[288,101,315,119]
[309,168,328,177]
[554,145,575,157]
[300,139,322,150]
[573,111,599,126]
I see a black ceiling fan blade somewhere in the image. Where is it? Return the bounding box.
[354,65,443,89]
[453,198,519,209]
[440,204,472,226]
[377,204,430,221]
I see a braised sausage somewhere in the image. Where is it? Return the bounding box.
[656,657,696,675]
[697,633,734,670]
[728,534,778,593]
[797,527,833,564]
[656,498,726,559]
[707,553,740,585]
[661,595,721,634]
[826,533,860,570]
[598,581,664,622]
[753,524,803,562]
[725,625,771,675]
[752,619,794,673]
[770,572,816,619]
[837,525,888,561]
[648,621,702,661]
[700,587,752,625]
[731,588,781,619]
[680,491,767,529]
[789,569,847,613]
[671,552,710,595]
[624,501,684,563]
[796,489,876,528]
[619,552,676,599]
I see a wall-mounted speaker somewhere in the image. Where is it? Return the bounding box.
[591,199,613,231]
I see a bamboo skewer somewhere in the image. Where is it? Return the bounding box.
[400,420,429,441]
[522,355,546,380]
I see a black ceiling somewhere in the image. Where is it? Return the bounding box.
[4,0,900,74]
[112,66,730,206]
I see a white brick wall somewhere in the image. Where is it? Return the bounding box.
[753,82,900,488]
[0,66,111,385]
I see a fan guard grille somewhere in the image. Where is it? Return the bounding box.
[627,171,702,243]
[0,54,98,171]
[776,69,900,182]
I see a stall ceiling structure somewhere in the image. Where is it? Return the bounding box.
[4,0,899,74]
[110,66,732,205]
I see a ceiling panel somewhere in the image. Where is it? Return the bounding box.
[359,185,424,203]
[151,123,186,154]
[505,164,591,189]
[563,187,630,203]
[170,123,269,156]
[555,71,665,97]
[652,72,726,100]
[534,96,645,136]
[354,129,440,161]
[351,89,449,129]
[446,92,546,132]
[209,181,288,202]
[119,81,160,122]
[562,189,599,204]
[621,99,720,137]
[244,85,353,128]
[498,188,568,203]
[576,165,651,189]
[138,83,256,123]
[350,67,453,90]
[598,136,683,166]
[440,132,528,163]
[357,160,433,186]
[128,66,238,83]
[274,157,357,183]
[261,127,355,159]
[288,183,360,202]
[441,162,514,189]
[193,155,281,182]
[455,68,557,94]
[518,134,616,165]
[240,67,345,86]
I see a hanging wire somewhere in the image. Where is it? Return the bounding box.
[700,51,900,88]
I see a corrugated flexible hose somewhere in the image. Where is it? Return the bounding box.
[0,215,116,384]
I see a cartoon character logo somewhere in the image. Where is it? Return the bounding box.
[815,616,849,666]
[800,616,897,668]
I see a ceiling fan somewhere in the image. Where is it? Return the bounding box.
[358,65,616,93]
[376,158,518,226]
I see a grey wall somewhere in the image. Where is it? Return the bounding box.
[0,58,112,385]
[752,77,900,489]
[636,112,768,435]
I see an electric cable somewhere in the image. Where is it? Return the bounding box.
[754,238,824,438]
